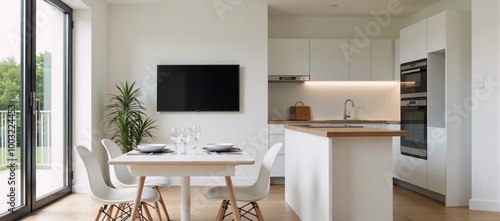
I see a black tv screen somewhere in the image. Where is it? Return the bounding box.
[157,64,240,112]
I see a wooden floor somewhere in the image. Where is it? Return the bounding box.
[21,184,500,221]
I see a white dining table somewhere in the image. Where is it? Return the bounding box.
[108,148,255,221]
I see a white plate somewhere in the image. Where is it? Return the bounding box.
[203,147,241,152]
[205,143,234,152]
[136,144,167,152]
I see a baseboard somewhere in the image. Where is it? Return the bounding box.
[469,199,500,212]
[72,184,88,193]
[393,178,445,203]
[271,177,285,185]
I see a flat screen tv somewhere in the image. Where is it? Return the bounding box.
[157,64,240,112]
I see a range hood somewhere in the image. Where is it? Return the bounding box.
[268,75,310,82]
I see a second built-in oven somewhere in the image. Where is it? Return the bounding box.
[400,59,427,98]
[400,98,427,159]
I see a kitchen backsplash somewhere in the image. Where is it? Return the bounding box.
[268,81,400,121]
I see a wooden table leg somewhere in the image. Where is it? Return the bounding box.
[131,176,146,220]
[180,176,191,221]
[225,176,241,221]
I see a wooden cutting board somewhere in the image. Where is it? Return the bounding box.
[290,101,311,121]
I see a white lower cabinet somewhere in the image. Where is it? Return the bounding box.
[269,124,285,177]
[271,155,285,177]
[395,155,428,189]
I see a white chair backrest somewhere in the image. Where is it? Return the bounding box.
[74,145,115,203]
[250,142,283,201]
[101,139,136,187]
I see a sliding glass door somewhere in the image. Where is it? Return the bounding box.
[0,0,24,217]
[34,0,69,200]
[0,0,72,220]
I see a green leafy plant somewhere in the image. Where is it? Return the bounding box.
[105,81,157,153]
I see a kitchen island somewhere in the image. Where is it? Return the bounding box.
[284,125,408,221]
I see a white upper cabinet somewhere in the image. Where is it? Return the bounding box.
[268,39,310,76]
[427,11,446,52]
[270,38,393,81]
[371,39,394,81]
[400,19,427,63]
[310,39,349,81]
[349,39,371,80]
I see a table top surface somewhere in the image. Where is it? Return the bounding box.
[109,148,255,166]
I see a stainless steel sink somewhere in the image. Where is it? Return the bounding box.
[309,124,364,128]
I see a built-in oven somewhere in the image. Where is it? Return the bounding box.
[400,97,427,159]
[400,59,427,98]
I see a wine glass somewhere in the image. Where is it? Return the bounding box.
[191,125,201,148]
[169,128,181,150]
[179,127,192,154]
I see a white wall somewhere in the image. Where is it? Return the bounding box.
[469,0,500,212]
[107,3,269,185]
[404,0,470,26]
[69,0,108,193]
[268,81,400,121]
[269,15,405,39]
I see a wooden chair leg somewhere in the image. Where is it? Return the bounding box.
[95,206,105,221]
[106,205,114,221]
[154,186,171,221]
[142,202,153,221]
[118,203,126,218]
[216,200,229,221]
[113,203,120,218]
[215,200,225,221]
[252,202,265,221]
[114,203,123,218]
[154,201,163,221]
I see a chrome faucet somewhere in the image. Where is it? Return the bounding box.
[343,99,355,121]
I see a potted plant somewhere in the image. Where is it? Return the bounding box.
[105,81,158,153]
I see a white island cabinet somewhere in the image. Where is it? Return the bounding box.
[285,125,408,221]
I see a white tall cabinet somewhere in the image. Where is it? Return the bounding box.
[394,10,471,207]
[400,19,427,64]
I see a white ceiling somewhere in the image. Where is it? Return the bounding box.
[103,0,442,16]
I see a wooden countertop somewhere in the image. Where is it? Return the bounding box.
[268,119,400,124]
[285,125,409,137]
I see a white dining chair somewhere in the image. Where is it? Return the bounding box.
[101,139,172,221]
[204,142,283,221]
[74,145,159,221]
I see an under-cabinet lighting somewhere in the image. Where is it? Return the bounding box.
[304,81,399,88]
